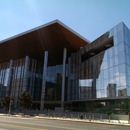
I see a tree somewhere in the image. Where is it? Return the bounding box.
[1,95,13,110]
[106,107,112,122]
[19,91,33,110]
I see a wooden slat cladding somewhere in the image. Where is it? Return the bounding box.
[0,22,89,65]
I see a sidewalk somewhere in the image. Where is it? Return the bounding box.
[0,113,130,126]
[34,116,130,126]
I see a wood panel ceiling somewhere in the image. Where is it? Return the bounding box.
[0,20,90,65]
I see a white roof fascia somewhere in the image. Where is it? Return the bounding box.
[0,19,90,44]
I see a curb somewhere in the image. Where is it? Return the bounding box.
[0,114,130,127]
[34,116,130,127]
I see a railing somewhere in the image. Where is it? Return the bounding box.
[0,108,130,115]
[65,107,130,115]
[0,109,130,122]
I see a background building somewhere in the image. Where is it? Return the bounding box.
[107,84,116,97]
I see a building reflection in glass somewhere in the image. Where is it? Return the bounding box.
[68,22,129,104]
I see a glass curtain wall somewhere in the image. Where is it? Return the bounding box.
[11,57,43,109]
[45,64,68,101]
[0,58,43,108]
[11,58,26,107]
[123,24,130,96]
[68,22,130,111]
[27,58,43,102]
[0,62,9,98]
[45,65,63,102]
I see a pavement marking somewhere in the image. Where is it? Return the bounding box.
[0,123,46,130]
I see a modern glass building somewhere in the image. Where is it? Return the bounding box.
[68,22,130,112]
[0,20,130,112]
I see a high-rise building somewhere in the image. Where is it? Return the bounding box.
[0,20,130,111]
[107,84,116,97]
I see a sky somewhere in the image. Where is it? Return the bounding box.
[0,0,130,42]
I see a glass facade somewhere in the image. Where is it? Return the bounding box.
[0,58,43,108]
[46,64,66,101]
[0,56,68,109]
[0,62,9,98]
[68,22,130,111]
[0,22,130,112]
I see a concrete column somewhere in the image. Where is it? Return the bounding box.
[23,56,29,92]
[78,51,81,100]
[6,60,13,96]
[40,51,48,111]
[67,57,71,101]
[61,48,67,108]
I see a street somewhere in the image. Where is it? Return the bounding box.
[0,116,129,130]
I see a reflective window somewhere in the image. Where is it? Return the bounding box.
[107,48,112,58]
[119,64,125,74]
[118,52,125,64]
[109,67,113,78]
[124,34,128,45]
[109,58,113,67]
[68,25,130,101]
[96,80,100,90]
[118,43,124,52]
[125,44,129,55]
[104,69,108,79]
[115,55,118,65]
[118,87,127,96]
[115,76,120,87]
[127,87,130,96]
[4,68,9,86]
[127,66,130,76]
[114,26,117,36]
[124,24,129,35]
[103,60,108,69]
[100,80,104,89]
[114,45,118,55]
[117,31,123,44]
[103,51,108,60]
[117,23,123,32]
[119,73,126,86]
[114,65,119,76]
[126,75,130,86]
[104,78,108,89]
[110,28,114,37]
[114,35,117,45]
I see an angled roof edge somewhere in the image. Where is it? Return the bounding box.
[56,20,90,43]
[0,19,90,44]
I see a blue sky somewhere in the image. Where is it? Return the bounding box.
[0,0,130,42]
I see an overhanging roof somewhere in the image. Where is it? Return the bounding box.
[0,20,90,65]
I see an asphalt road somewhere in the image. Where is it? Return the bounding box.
[0,116,129,130]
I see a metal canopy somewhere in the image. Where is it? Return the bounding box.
[0,20,90,65]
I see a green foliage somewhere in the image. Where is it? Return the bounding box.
[1,96,13,110]
[19,91,33,110]
[106,107,112,122]
[106,108,112,116]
